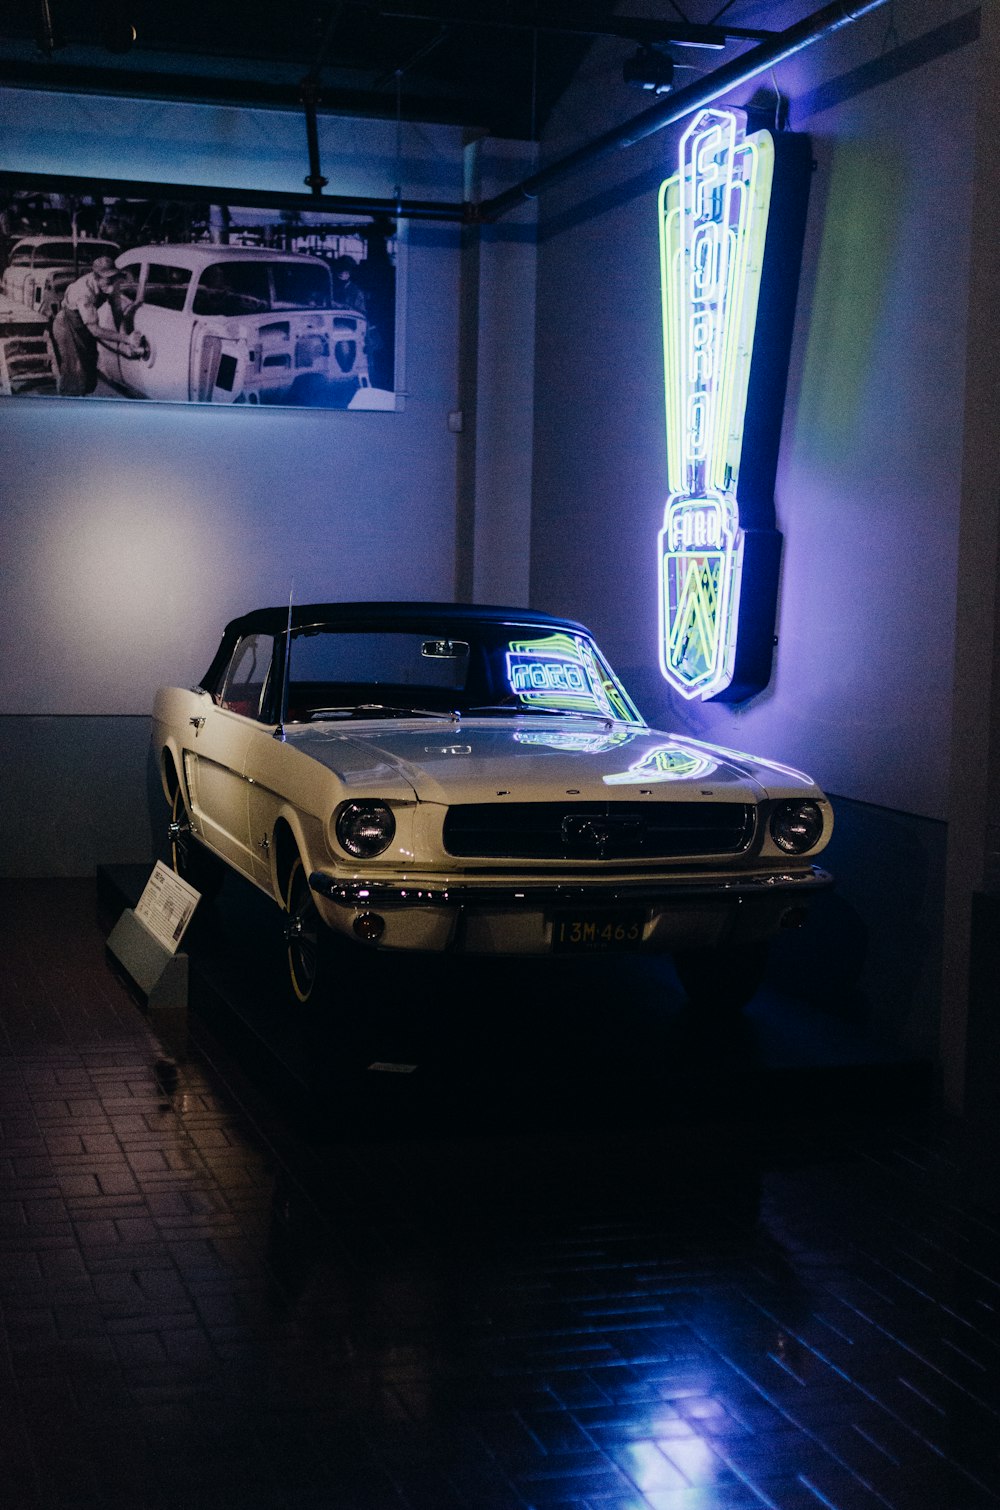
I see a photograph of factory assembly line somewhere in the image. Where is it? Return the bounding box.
[0,182,398,407]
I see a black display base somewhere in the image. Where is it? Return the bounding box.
[97,863,933,1139]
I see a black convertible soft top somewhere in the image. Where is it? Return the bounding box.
[200,601,589,693]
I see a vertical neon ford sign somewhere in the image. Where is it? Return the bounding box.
[658,107,811,701]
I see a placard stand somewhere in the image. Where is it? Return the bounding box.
[106,907,188,1056]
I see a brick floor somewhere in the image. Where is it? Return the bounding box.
[1,878,998,1509]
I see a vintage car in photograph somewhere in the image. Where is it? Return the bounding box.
[1,235,120,320]
[96,243,371,404]
[152,603,833,1008]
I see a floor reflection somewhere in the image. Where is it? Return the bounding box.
[1,878,989,1510]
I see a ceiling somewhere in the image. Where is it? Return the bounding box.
[1,1,780,142]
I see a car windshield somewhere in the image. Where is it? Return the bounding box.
[10,240,118,267]
[281,623,645,725]
[192,260,332,316]
[26,240,118,265]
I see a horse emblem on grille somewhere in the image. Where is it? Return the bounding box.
[561,814,642,858]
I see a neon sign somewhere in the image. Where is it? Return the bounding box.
[658,107,810,701]
[509,656,589,697]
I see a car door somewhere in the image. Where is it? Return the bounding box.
[124,260,194,401]
[244,722,288,893]
[186,633,274,878]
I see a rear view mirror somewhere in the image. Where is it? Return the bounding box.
[422,639,469,659]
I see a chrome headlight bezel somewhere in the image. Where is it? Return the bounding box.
[769,799,825,856]
[335,800,396,859]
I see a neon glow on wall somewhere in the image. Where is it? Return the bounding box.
[657,107,808,701]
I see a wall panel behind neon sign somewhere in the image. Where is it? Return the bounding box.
[657,107,811,701]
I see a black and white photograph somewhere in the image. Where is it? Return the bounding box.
[0,175,399,409]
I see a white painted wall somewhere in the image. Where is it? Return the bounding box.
[1,88,465,708]
[471,138,538,609]
[1,87,466,869]
[1,84,464,202]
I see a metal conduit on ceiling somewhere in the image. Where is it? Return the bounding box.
[476,0,891,222]
[3,0,889,225]
[289,0,890,222]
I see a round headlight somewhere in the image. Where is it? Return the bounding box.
[336,801,396,859]
[770,799,824,855]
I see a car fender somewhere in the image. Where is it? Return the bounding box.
[240,727,345,896]
[263,802,327,900]
[152,685,212,805]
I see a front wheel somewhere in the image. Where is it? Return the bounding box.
[284,855,331,1005]
[672,940,769,1016]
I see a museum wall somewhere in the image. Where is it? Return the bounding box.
[469,138,538,609]
[527,0,978,1056]
[0,87,470,874]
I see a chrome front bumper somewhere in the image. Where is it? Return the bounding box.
[309,865,833,910]
[308,865,832,953]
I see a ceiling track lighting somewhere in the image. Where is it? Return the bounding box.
[622,44,674,96]
[97,0,137,53]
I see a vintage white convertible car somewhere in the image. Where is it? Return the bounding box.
[152,603,833,1007]
[97,243,371,405]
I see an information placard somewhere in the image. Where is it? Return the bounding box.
[134,861,200,954]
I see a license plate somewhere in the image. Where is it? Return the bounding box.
[551,912,645,953]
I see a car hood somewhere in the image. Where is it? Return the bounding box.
[286,719,822,804]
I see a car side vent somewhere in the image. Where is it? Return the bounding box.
[442,802,755,861]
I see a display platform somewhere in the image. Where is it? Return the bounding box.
[97,863,933,1138]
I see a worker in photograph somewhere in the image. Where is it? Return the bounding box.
[51,253,148,395]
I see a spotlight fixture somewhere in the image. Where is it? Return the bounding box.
[97,0,137,53]
[622,44,674,95]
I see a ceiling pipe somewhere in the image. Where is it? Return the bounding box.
[34,0,63,53]
[8,0,888,227]
[376,5,775,48]
[299,3,343,194]
[475,0,891,222]
[301,84,330,195]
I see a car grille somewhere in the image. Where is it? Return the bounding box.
[442,802,755,861]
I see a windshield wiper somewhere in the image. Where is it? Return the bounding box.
[307,703,454,721]
[467,704,618,722]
